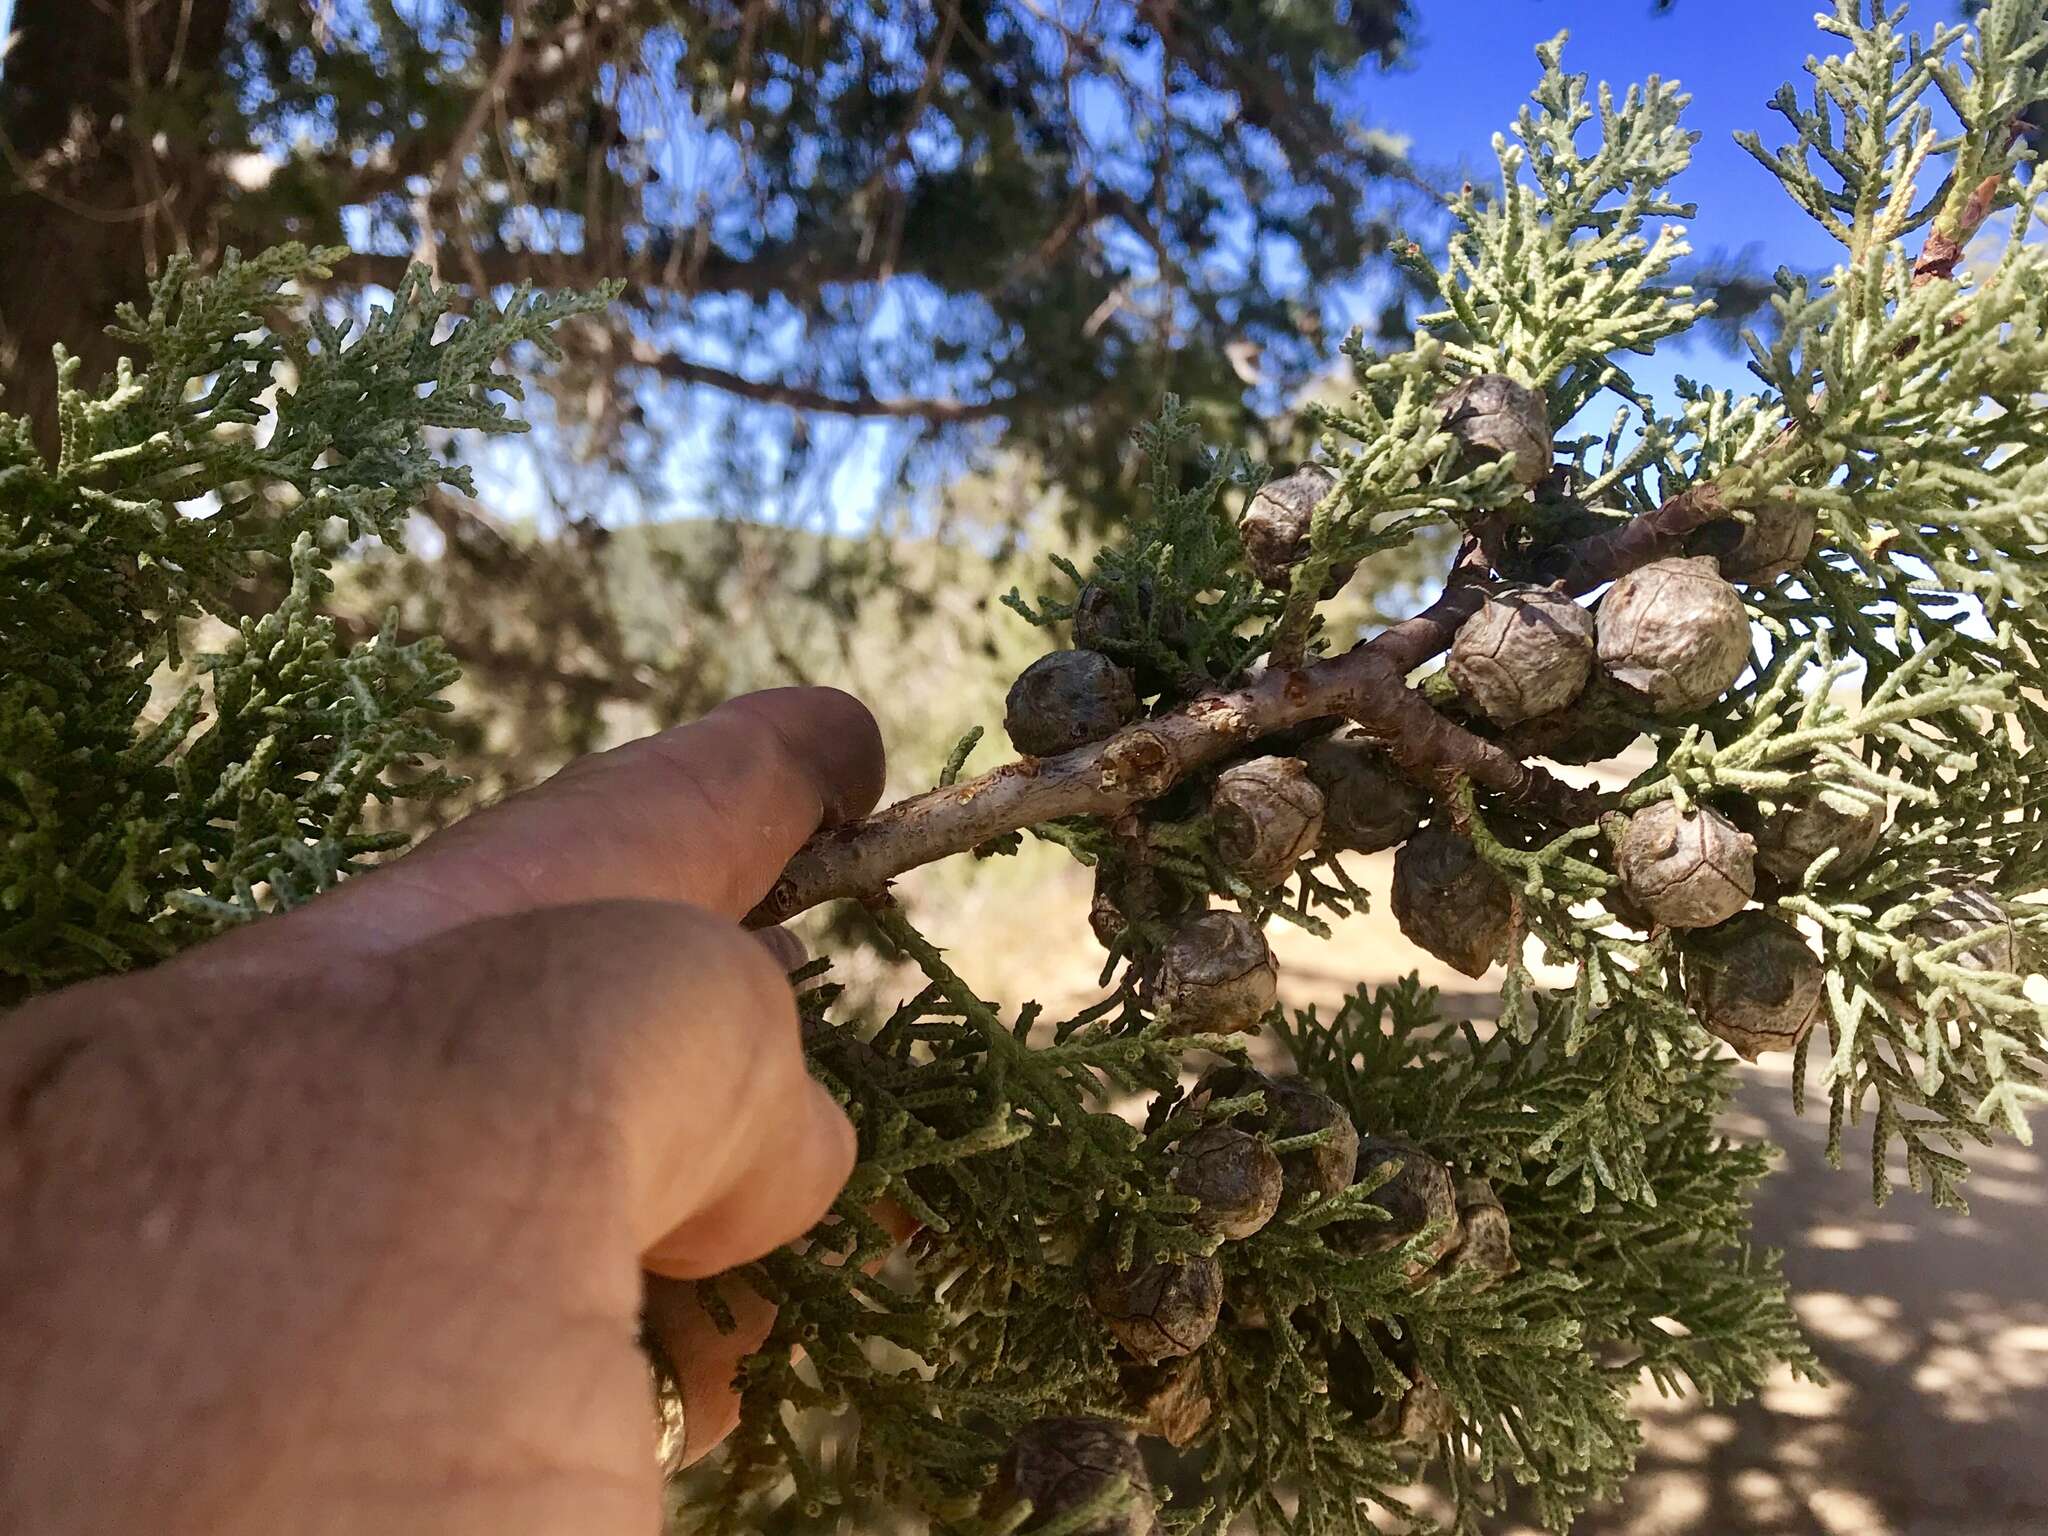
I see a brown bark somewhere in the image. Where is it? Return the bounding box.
[0,0,235,455]
[1912,172,2006,289]
[745,490,1709,926]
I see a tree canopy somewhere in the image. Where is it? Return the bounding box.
[0,0,1419,510]
[0,0,1435,799]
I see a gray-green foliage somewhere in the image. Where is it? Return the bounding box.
[681,6,2046,1535]
[0,246,604,1001]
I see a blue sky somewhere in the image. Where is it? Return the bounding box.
[0,1,1979,517]
[1348,1,1878,403]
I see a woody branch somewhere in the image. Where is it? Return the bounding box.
[747,182,1995,929]
[746,484,1730,926]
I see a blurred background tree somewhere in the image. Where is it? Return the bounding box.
[0,0,1453,806]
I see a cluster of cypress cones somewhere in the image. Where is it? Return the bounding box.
[996,1055,1517,1536]
[985,375,2013,1531]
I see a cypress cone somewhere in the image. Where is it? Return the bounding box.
[1072,580,1187,696]
[1616,801,1756,929]
[1912,884,2017,973]
[1120,1358,1213,1449]
[987,1417,1158,1536]
[1447,586,1596,726]
[1501,674,1643,765]
[1239,464,1354,592]
[1596,555,1751,714]
[1690,497,1818,584]
[1869,883,2019,1024]
[1437,1176,1518,1288]
[1392,824,1515,977]
[1439,373,1552,487]
[1169,1123,1284,1240]
[1194,1065,1359,1199]
[1153,910,1278,1034]
[1072,578,1186,656]
[1683,910,1825,1059]
[1004,650,1138,757]
[1752,787,1887,886]
[1328,1328,1455,1444]
[1906,883,2019,1021]
[1086,1250,1225,1365]
[1300,726,1427,853]
[1373,1374,1453,1444]
[1332,1137,1461,1284]
[1211,755,1325,888]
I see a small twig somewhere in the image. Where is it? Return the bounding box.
[750,152,2021,930]
[1546,480,1729,594]
[746,482,1713,925]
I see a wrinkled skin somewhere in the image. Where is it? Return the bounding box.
[1,688,886,1536]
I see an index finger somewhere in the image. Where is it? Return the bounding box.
[205,687,886,963]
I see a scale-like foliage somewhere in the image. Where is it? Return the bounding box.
[0,247,607,1001]
[675,7,2046,1534]
[7,5,2045,1535]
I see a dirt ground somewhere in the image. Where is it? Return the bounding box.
[1321,873,2048,1536]
[866,832,2048,1536]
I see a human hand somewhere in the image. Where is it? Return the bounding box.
[0,688,885,1535]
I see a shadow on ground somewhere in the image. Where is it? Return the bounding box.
[1268,857,2048,1536]
[891,841,2047,1534]
[1558,1058,2048,1536]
